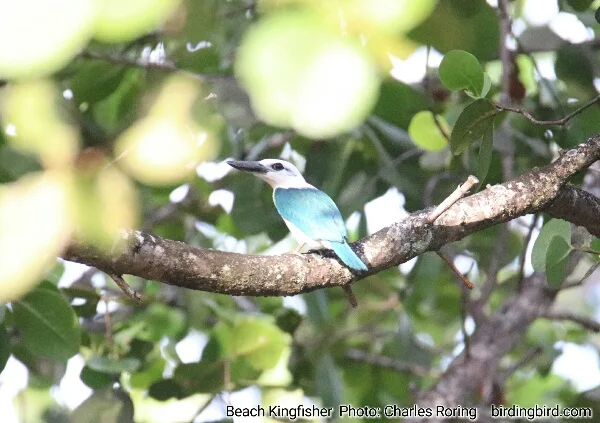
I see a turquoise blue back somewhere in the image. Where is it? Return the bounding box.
[273,187,367,271]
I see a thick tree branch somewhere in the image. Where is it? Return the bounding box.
[61,134,600,297]
[409,273,556,423]
[545,184,600,237]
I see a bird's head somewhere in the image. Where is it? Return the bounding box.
[227,159,308,188]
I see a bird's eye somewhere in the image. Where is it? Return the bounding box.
[271,163,284,171]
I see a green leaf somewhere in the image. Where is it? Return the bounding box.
[408,111,449,151]
[439,50,485,96]
[61,287,99,318]
[87,356,141,374]
[80,366,116,390]
[476,120,494,185]
[409,0,500,61]
[69,61,126,104]
[555,45,596,99]
[148,378,186,401]
[566,0,594,12]
[134,303,186,342]
[128,359,165,390]
[450,98,499,154]
[373,79,428,130]
[0,323,10,373]
[315,353,343,408]
[232,317,291,370]
[12,286,80,361]
[304,290,330,329]
[71,388,134,423]
[532,219,571,272]
[481,72,492,98]
[545,236,572,289]
[173,361,225,394]
[235,11,380,138]
[591,238,600,253]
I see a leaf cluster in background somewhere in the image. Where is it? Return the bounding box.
[1,0,600,421]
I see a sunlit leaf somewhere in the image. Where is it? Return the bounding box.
[71,163,139,251]
[532,219,571,272]
[2,81,79,168]
[408,111,449,151]
[0,0,97,79]
[347,0,436,33]
[128,359,165,390]
[0,172,72,301]
[12,284,80,361]
[93,0,180,43]
[256,346,293,387]
[232,317,291,370]
[439,50,485,96]
[115,76,220,185]
[236,11,380,138]
[409,0,500,60]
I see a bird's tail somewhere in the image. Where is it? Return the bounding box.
[329,241,368,272]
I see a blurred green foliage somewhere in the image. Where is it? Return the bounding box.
[1,0,600,422]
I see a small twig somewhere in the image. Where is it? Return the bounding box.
[343,285,358,308]
[427,176,479,223]
[433,113,451,142]
[436,252,474,289]
[424,44,451,143]
[495,95,600,126]
[517,214,539,292]
[102,295,114,353]
[498,347,543,382]
[515,39,564,114]
[345,349,434,377]
[80,50,216,83]
[475,225,508,313]
[437,251,473,357]
[562,262,600,289]
[541,312,600,333]
[191,395,217,423]
[459,286,471,360]
[573,247,600,255]
[108,273,141,303]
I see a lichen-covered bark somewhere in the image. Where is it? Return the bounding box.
[62,134,600,296]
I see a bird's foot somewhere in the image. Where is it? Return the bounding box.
[305,248,336,259]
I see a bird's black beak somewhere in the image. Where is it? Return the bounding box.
[226,160,268,174]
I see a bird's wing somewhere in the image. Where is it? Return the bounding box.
[273,187,347,243]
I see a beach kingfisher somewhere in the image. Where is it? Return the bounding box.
[227,159,368,272]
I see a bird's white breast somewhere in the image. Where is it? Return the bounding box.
[282,218,324,249]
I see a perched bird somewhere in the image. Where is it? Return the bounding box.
[227,159,368,272]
